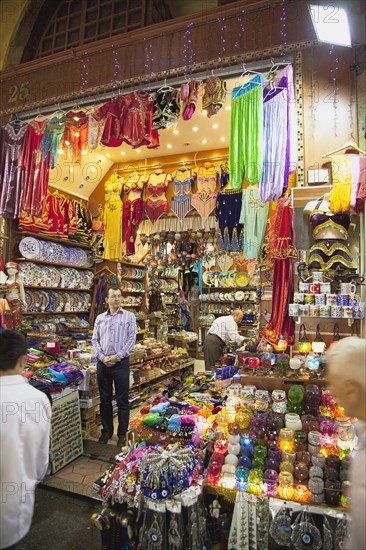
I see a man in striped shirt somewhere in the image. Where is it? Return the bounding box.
[92,285,137,446]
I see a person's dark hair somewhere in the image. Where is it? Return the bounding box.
[106,285,121,296]
[0,330,27,372]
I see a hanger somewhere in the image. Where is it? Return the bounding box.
[322,140,366,157]
[233,64,263,98]
[157,77,174,93]
[95,265,116,276]
[12,113,22,125]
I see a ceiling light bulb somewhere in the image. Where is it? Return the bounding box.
[225,105,231,111]
[201,139,208,144]
[192,127,199,132]
[220,136,226,142]
[212,123,219,129]
[172,129,179,135]
[167,144,172,149]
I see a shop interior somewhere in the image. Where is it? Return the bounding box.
[1,37,365,549]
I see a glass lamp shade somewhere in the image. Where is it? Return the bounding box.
[306,354,321,371]
[288,385,305,404]
[312,324,326,353]
[273,336,288,352]
[298,324,312,354]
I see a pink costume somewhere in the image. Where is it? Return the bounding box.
[0,121,28,218]
[191,164,218,222]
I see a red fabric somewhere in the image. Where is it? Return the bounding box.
[354,157,366,213]
[20,120,51,216]
[93,96,125,147]
[144,198,168,224]
[262,195,296,345]
[122,91,159,149]
[123,198,143,255]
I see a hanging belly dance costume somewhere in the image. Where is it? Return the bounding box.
[216,190,243,252]
[145,171,170,224]
[123,174,145,255]
[170,168,193,221]
[191,165,218,222]
[307,208,353,273]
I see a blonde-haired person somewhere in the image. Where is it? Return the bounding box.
[203,309,244,370]
[327,337,366,549]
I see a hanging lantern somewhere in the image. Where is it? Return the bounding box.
[312,324,326,353]
[273,335,288,352]
[297,324,312,354]
[329,323,341,347]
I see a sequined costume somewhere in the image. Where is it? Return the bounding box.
[145,170,170,224]
[122,91,159,149]
[262,195,296,345]
[20,119,51,216]
[0,121,27,219]
[152,89,181,129]
[229,75,264,189]
[216,190,243,252]
[103,176,123,260]
[123,173,145,255]
[5,281,23,327]
[202,76,227,117]
[220,162,230,189]
[191,164,218,222]
[40,113,66,168]
[61,110,89,162]
[170,168,193,221]
[239,187,269,259]
[307,207,353,273]
[93,96,125,147]
[88,107,106,150]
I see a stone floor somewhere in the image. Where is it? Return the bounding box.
[18,486,101,550]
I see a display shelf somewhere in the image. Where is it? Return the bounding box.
[15,230,91,249]
[199,323,258,328]
[238,373,327,390]
[24,285,93,292]
[130,361,194,390]
[120,276,145,281]
[23,310,89,315]
[203,286,257,291]
[203,300,256,304]
[120,290,145,294]
[50,389,83,474]
[17,258,92,270]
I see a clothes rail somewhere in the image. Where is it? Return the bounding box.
[112,154,229,173]
[6,55,294,123]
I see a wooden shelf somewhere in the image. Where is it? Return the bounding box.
[17,258,93,270]
[15,231,92,250]
[204,300,256,304]
[23,311,90,315]
[24,285,92,292]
